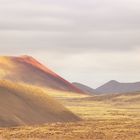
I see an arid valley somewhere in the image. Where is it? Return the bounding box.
[0,56,139,140]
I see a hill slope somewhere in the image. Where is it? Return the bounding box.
[0,80,81,127]
[85,91,140,103]
[96,80,140,94]
[0,55,83,93]
[72,82,97,94]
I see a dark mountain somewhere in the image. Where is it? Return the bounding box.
[96,80,140,94]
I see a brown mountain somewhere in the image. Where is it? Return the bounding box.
[96,80,140,94]
[0,55,83,93]
[0,80,81,127]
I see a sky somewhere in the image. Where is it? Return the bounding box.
[0,0,140,88]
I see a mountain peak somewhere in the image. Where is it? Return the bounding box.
[108,80,119,84]
[18,55,37,62]
[20,55,34,59]
[12,55,62,78]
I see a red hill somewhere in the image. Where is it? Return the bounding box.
[0,55,84,93]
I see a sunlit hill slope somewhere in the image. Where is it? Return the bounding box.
[0,80,81,127]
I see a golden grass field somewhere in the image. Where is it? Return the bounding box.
[0,86,139,140]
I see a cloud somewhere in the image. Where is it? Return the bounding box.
[0,0,140,86]
[0,0,140,52]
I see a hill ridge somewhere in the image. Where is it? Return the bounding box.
[0,55,84,94]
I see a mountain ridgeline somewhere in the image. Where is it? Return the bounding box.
[96,80,140,94]
[73,80,140,94]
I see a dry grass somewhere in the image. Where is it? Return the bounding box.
[0,85,140,140]
[0,119,139,140]
[0,80,80,127]
[46,89,140,120]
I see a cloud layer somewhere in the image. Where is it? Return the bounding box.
[0,0,140,87]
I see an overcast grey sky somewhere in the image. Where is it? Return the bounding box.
[0,0,140,88]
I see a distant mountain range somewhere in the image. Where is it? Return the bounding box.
[96,80,140,94]
[0,55,83,94]
[73,80,140,94]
